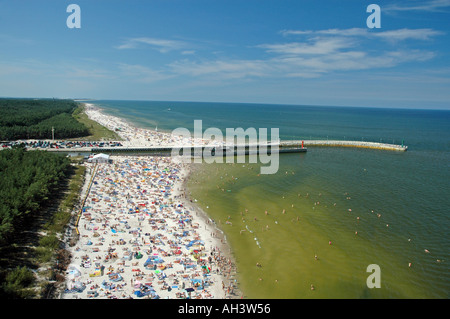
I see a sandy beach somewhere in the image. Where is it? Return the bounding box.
[83,103,224,148]
[61,104,239,299]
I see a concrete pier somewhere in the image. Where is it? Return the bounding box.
[90,144,307,155]
[280,140,408,151]
[31,139,408,154]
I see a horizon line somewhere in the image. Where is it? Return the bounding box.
[1,96,449,111]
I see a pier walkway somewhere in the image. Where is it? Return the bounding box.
[92,143,307,155]
[40,139,408,154]
[17,139,408,154]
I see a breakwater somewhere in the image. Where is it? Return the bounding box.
[281,140,408,151]
[89,144,307,155]
[41,139,407,154]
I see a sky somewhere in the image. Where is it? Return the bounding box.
[0,0,449,109]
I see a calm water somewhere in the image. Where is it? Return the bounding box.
[93,99,450,298]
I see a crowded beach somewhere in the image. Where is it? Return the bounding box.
[62,104,239,299]
[83,103,226,148]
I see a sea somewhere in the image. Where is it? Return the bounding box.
[91,99,449,299]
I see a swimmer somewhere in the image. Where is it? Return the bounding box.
[282,209,286,214]
[310,284,315,290]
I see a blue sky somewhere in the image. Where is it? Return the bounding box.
[0,0,449,109]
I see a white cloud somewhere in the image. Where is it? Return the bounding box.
[280,28,444,42]
[165,45,436,81]
[384,0,450,12]
[258,37,355,56]
[169,59,269,79]
[70,67,112,79]
[281,28,367,37]
[118,63,174,82]
[370,28,444,41]
[111,27,442,84]
[268,50,434,77]
[254,28,440,78]
[280,30,314,37]
[116,37,187,53]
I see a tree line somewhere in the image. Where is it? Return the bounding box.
[0,147,71,243]
[0,99,89,140]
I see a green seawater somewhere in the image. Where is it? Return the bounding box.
[94,100,450,298]
[187,149,449,299]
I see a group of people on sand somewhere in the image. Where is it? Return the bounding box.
[63,155,239,299]
[61,104,241,299]
[84,103,223,148]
